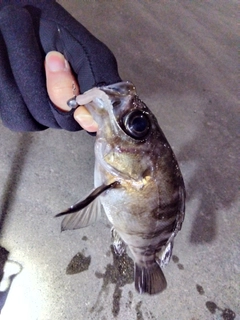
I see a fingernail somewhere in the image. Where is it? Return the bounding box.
[75,113,98,128]
[75,113,93,125]
[46,52,70,72]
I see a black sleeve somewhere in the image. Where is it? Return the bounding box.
[0,0,121,131]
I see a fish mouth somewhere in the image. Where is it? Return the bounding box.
[99,82,136,123]
[99,81,137,97]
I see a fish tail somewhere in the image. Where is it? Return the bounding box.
[134,262,167,295]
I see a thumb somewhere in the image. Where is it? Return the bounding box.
[45,51,79,111]
[45,51,98,132]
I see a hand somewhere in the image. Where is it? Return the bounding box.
[0,1,121,132]
[45,51,98,133]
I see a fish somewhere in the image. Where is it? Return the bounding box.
[55,81,186,295]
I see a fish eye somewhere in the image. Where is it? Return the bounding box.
[123,110,151,140]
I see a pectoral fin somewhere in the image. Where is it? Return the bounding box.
[61,197,102,231]
[111,228,126,256]
[55,181,120,231]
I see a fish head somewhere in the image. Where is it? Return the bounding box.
[77,81,171,180]
[99,81,153,142]
[77,81,185,213]
[79,81,153,141]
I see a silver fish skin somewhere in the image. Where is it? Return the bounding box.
[56,81,185,295]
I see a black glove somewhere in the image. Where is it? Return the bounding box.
[0,0,121,131]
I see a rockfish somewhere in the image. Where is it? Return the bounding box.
[56,81,185,295]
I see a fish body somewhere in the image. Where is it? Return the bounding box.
[56,82,185,295]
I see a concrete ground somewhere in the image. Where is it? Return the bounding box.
[0,1,239,319]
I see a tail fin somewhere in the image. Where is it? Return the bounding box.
[134,263,167,295]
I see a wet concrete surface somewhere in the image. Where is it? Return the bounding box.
[0,1,239,319]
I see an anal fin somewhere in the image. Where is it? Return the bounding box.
[157,241,173,268]
[111,228,126,256]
